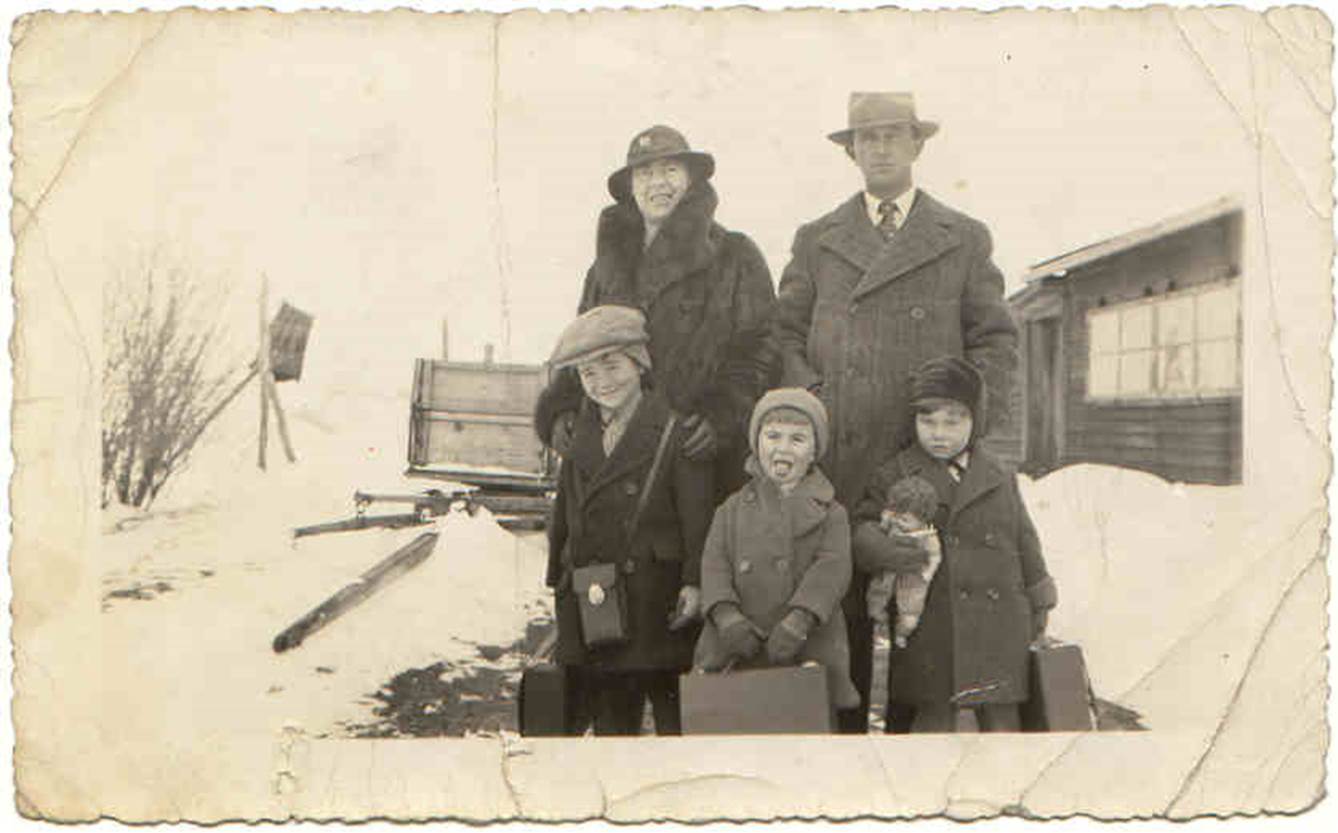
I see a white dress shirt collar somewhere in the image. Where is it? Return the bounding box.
[863,186,918,229]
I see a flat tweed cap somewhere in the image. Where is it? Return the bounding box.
[549,304,651,370]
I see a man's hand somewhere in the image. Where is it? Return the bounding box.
[550,412,576,458]
[668,585,702,631]
[680,413,719,460]
[765,608,817,665]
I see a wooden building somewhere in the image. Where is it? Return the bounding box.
[985,198,1243,485]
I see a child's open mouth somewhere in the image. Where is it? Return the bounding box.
[770,459,794,476]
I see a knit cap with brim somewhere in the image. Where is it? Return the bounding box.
[748,387,830,460]
[908,355,986,430]
[549,305,652,371]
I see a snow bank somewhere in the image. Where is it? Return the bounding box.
[1019,463,1297,726]
[102,495,550,740]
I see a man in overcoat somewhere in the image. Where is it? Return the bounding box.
[775,92,1019,733]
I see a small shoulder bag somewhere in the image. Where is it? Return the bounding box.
[573,414,679,649]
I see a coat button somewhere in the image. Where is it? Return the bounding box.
[959,589,970,600]
[776,558,790,574]
[849,303,859,315]
[624,481,638,496]
[986,588,1000,601]
[738,559,752,574]
[910,306,926,320]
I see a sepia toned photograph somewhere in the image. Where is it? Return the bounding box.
[6,0,1332,823]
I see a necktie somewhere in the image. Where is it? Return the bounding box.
[877,200,902,240]
[947,460,965,483]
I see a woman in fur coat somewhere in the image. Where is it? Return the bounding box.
[534,125,778,501]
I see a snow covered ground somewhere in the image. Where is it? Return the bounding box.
[100,380,1276,744]
[99,386,552,742]
[84,382,1327,819]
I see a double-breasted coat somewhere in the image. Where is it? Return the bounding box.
[693,463,861,709]
[853,444,1057,706]
[775,191,1018,512]
[547,392,715,671]
[535,182,778,500]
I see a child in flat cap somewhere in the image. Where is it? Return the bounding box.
[692,388,860,713]
[545,305,714,735]
[852,355,1057,733]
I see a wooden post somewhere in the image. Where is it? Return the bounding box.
[265,370,298,463]
[441,317,450,361]
[272,531,440,652]
[178,365,260,466]
[258,276,271,470]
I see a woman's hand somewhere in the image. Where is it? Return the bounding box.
[550,412,577,457]
[668,585,702,631]
[681,413,718,460]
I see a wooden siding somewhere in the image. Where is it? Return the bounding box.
[1006,211,1243,485]
[981,367,1025,466]
[408,359,551,474]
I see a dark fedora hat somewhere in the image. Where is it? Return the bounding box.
[827,92,940,146]
[607,125,715,201]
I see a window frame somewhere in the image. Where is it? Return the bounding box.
[1084,278,1241,404]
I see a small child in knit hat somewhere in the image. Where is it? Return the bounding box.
[692,388,861,712]
[867,476,942,649]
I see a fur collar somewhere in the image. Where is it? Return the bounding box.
[590,181,722,306]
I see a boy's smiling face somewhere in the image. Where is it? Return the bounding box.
[915,399,973,461]
[757,413,815,490]
[576,349,641,411]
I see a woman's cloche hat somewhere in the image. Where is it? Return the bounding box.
[828,92,940,146]
[607,125,715,201]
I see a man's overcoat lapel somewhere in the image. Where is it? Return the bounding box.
[816,192,964,300]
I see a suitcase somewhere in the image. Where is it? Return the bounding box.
[518,662,569,736]
[680,664,834,735]
[1020,640,1095,732]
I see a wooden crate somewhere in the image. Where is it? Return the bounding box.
[407,358,554,483]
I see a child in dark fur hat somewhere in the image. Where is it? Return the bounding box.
[852,355,1057,733]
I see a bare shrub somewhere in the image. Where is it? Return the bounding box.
[102,265,247,509]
